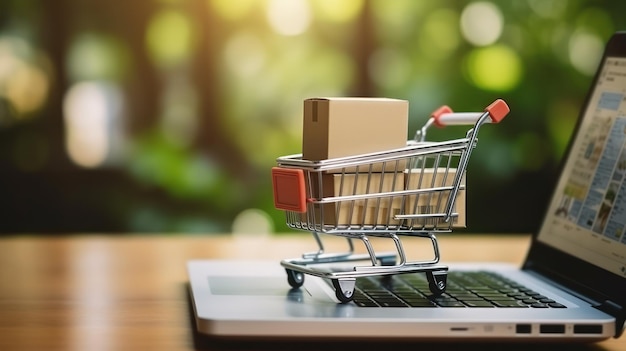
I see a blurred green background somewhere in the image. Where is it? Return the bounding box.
[0,0,624,235]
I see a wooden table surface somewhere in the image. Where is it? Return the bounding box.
[0,233,623,351]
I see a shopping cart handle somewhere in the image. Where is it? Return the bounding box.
[431,99,509,127]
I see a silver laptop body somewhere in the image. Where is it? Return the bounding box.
[188,32,626,342]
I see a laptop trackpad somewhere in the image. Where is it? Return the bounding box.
[208,275,334,303]
[208,276,289,296]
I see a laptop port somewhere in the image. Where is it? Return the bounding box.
[515,324,532,334]
[539,324,565,334]
[573,324,602,334]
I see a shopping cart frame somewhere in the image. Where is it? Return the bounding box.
[272,99,509,303]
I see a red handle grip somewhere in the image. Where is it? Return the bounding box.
[484,99,509,123]
[430,105,454,127]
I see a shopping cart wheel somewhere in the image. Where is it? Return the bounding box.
[426,270,447,295]
[285,269,305,288]
[332,278,356,303]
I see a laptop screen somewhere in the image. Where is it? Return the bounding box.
[538,54,626,278]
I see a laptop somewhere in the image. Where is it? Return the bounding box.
[187,31,626,342]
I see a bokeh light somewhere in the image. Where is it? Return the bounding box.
[223,31,266,79]
[465,45,522,91]
[63,81,122,168]
[420,8,460,59]
[312,0,364,23]
[67,33,129,81]
[568,30,603,76]
[232,208,273,235]
[370,0,426,43]
[0,36,50,117]
[266,0,311,36]
[146,9,196,67]
[460,2,503,46]
[208,0,256,21]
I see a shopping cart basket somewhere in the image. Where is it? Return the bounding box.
[271,99,510,303]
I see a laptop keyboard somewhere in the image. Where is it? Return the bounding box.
[353,271,567,308]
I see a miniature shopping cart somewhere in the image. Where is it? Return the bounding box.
[271,99,510,303]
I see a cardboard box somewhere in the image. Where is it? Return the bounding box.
[302,97,409,171]
[404,168,466,228]
[303,172,405,226]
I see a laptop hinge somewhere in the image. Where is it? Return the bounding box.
[595,300,625,338]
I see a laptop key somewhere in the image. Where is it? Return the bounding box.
[354,300,379,307]
[492,300,528,308]
[464,301,495,307]
[521,298,539,304]
[530,303,549,308]
[406,300,437,307]
[436,301,467,307]
[379,300,409,307]
[548,302,566,308]
[448,294,486,301]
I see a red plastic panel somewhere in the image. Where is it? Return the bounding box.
[271,167,307,213]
